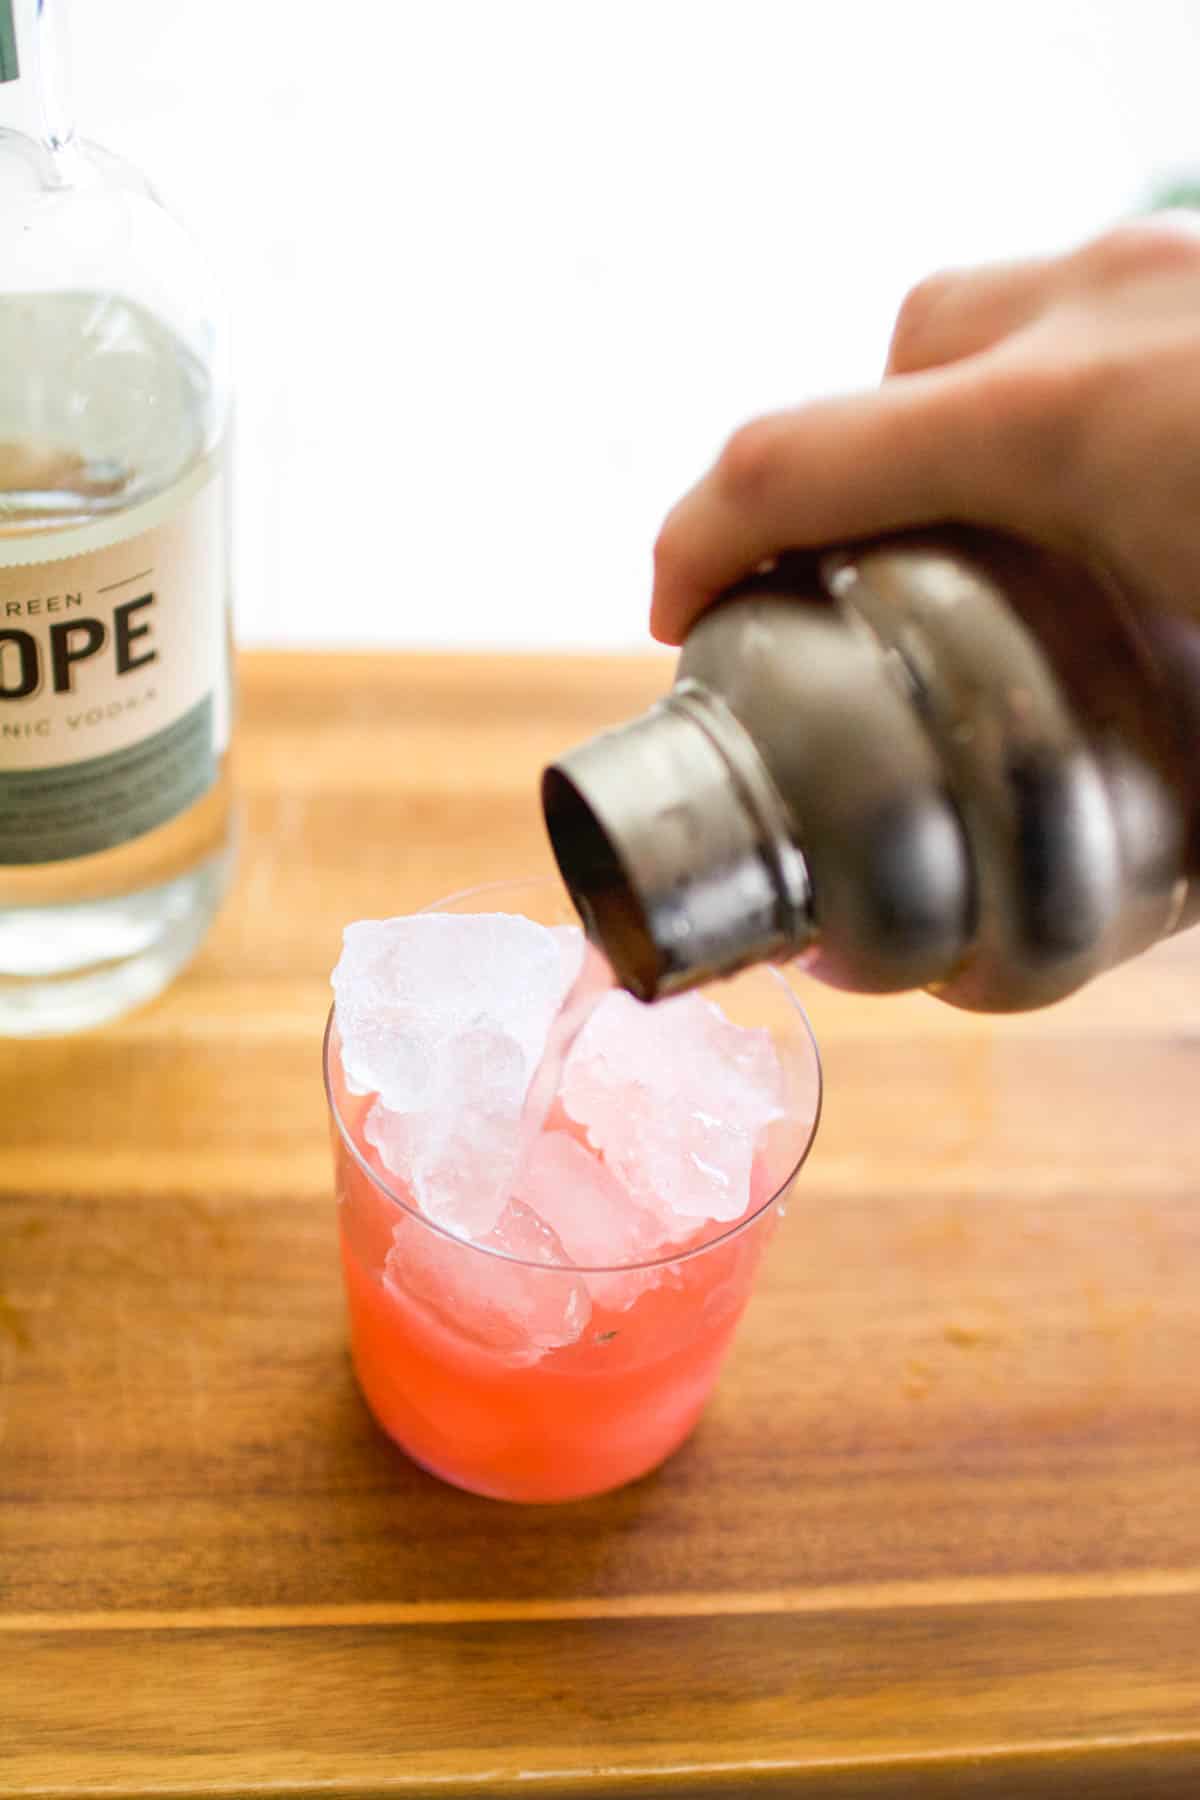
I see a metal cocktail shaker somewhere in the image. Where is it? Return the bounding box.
[542,529,1200,1011]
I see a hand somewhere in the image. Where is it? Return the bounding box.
[650,216,1200,645]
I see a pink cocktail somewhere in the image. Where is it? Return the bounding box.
[324,880,821,1503]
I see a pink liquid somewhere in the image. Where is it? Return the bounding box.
[329,1022,779,1503]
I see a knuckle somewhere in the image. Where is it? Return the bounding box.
[888,270,959,367]
[713,416,783,506]
[1078,217,1200,284]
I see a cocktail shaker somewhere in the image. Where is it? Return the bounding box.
[543,529,1199,1011]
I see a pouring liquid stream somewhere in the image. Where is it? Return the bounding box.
[514,946,616,1183]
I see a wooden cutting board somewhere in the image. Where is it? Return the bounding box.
[2,650,1198,1798]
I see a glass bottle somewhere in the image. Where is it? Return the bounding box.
[0,0,234,1035]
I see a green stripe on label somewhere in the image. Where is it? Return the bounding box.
[0,0,16,83]
[0,1,17,83]
[0,694,215,864]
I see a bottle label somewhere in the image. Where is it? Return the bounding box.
[0,454,229,865]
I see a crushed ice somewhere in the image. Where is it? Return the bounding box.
[333,912,789,1348]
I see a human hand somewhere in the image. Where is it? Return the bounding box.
[650,216,1200,645]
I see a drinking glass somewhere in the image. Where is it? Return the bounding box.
[325,879,821,1502]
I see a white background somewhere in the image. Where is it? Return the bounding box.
[73,0,1200,649]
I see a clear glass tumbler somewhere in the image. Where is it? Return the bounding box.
[324,879,821,1503]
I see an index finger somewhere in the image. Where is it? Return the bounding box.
[650,368,1013,646]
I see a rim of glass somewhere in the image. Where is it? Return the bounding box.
[322,878,823,1273]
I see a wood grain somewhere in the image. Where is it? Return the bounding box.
[2,649,1199,1798]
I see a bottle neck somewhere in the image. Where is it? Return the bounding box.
[0,0,73,155]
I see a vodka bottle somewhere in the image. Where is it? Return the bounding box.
[0,0,233,1034]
